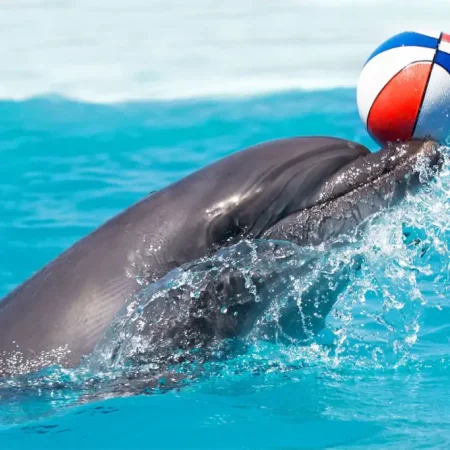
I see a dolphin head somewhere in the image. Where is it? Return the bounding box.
[262,139,442,246]
[198,137,442,249]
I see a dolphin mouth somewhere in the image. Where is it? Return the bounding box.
[263,140,443,245]
[315,140,442,207]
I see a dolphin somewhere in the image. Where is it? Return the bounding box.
[0,136,441,377]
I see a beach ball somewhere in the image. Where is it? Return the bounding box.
[357,31,450,146]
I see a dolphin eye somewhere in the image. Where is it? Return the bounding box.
[208,214,244,247]
[222,223,242,241]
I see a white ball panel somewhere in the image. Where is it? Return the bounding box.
[414,63,450,143]
[413,29,442,39]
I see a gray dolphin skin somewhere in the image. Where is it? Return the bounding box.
[0,136,442,377]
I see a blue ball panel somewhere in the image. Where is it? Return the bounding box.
[365,32,439,66]
[435,51,450,74]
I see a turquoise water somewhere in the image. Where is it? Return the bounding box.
[2,89,450,449]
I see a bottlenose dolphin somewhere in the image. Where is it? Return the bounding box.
[0,137,441,377]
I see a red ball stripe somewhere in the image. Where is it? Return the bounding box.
[442,32,450,43]
[367,62,433,145]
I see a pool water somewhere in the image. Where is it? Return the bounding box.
[3,1,450,447]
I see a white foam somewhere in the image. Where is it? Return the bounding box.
[1,0,450,103]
